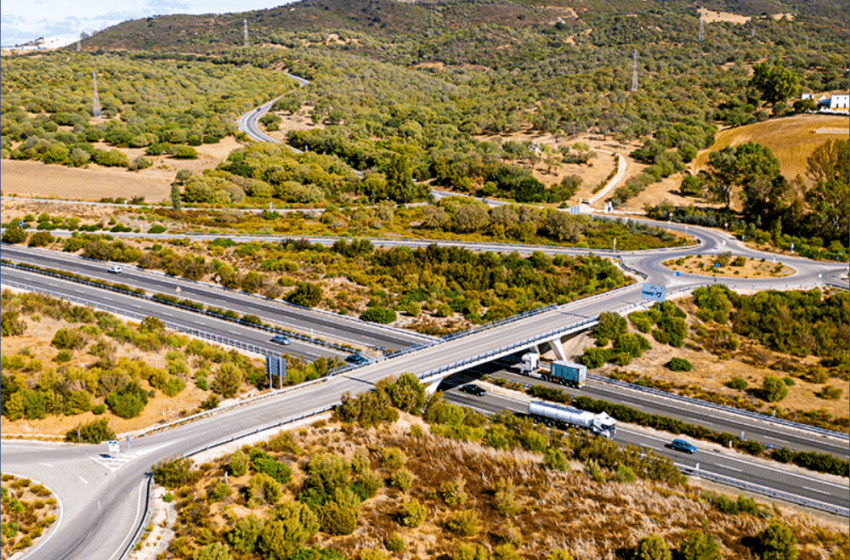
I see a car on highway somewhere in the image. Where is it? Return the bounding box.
[271,335,291,345]
[108,266,122,274]
[345,353,370,365]
[671,439,697,454]
[459,384,486,397]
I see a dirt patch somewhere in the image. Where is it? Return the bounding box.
[0,137,243,203]
[663,254,795,278]
[702,9,750,25]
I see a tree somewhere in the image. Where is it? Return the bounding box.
[171,184,182,210]
[762,375,789,403]
[758,522,798,560]
[228,450,249,477]
[750,62,801,106]
[259,501,319,560]
[1,311,26,336]
[680,530,720,560]
[385,152,424,203]
[804,140,849,244]
[635,534,672,560]
[228,515,265,554]
[211,363,244,398]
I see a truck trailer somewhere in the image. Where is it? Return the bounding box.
[528,400,616,439]
[519,354,586,388]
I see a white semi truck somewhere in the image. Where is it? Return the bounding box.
[528,400,616,439]
[520,354,587,388]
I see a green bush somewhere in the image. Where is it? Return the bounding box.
[286,282,323,308]
[439,476,468,507]
[727,377,748,390]
[635,533,672,560]
[758,522,798,560]
[152,456,197,489]
[665,357,693,372]
[382,447,407,469]
[390,469,413,491]
[106,382,149,418]
[401,498,427,527]
[252,452,292,485]
[543,447,569,472]
[448,510,480,537]
[228,450,249,477]
[680,530,720,560]
[247,473,282,507]
[65,418,115,443]
[208,482,232,504]
[762,375,788,402]
[92,404,106,415]
[360,307,397,324]
[319,488,360,535]
[55,349,73,363]
[51,328,86,350]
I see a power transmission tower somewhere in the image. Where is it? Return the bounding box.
[698,6,704,44]
[630,49,638,92]
[92,71,101,118]
[243,19,249,47]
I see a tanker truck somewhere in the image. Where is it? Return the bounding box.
[528,400,616,439]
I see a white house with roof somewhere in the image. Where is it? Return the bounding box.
[828,94,849,109]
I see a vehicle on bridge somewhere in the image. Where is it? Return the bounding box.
[528,400,616,439]
[345,353,370,365]
[519,354,587,388]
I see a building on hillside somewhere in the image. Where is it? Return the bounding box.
[800,93,814,100]
[816,93,849,111]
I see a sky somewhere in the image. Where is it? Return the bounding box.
[1,0,295,47]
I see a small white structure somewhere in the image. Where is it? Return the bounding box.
[801,93,814,100]
[829,94,849,109]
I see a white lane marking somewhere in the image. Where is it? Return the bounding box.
[107,477,148,560]
[622,428,850,490]
[98,500,101,510]
[718,465,741,472]
[78,476,88,485]
[804,486,835,496]
[38,462,53,467]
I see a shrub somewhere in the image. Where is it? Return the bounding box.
[390,469,413,491]
[494,477,519,517]
[55,349,73,363]
[448,510,480,537]
[106,382,149,418]
[614,464,636,484]
[208,482,232,504]
[439,476,468,507]
[148,225,167,234]
[762,376,788,402]
[818,386,842,400]
[51,328,86,350]
[92,404,106,415]
[385,533,405,553]
[228,450,249,477]
[65,418,115,443]
[152,456,197,489]
[360,307,397,324]
[253,454,292,485]
[382,447,407,470]
[727,377,748,390]
[666,357,693,372]
[635,533,672,560]
[758,522,798,560]
[247,473,282,507]
[319,488,360,535]
[286,282,322,307]
[680,530,720,560]
[193,542,233,560]
[543,447,569,472]
[401,498,427,527]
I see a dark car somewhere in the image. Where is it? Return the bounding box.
[345,353,369,365]
[459,384,486,397]
[271,335,291,345]
[671,439,697,454]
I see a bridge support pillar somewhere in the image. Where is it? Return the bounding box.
[425,379,442,395]
[548,337,568,361]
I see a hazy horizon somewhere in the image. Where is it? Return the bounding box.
[1,0,296,47]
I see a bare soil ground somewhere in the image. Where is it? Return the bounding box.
[662,255,795,278]
[0,137,243,203]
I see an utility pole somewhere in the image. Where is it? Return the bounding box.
[243,19,249,47]
[698,6,704,44]
[630,49,638,92]
[92,71,101,118]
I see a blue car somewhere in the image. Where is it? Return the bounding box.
[671,439,697,454]
[271,335,290,345]
[346,353,369,365]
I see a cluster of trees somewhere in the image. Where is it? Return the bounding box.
[693,285,848,370]
[0,291,273,426]
[580,312,652,368]
[680,140,849,250]
[0,52,299,168]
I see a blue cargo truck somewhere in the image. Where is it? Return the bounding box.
[519,355,587,388]
[549,360,586,388]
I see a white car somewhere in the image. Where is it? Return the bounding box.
[108,266,122,274]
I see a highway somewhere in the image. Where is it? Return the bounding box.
[0,245,433,352]
[3,80,849,558]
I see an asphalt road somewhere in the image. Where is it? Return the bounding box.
[0,245,433,351]
[441,384,849,513]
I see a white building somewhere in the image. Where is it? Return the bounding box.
[829,94,849,109]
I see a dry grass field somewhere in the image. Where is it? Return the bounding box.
[692,114,849,190]
[161,414,848,560]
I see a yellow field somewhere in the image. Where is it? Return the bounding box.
[694,114,849,188]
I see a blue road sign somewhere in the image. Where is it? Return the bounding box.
[675,271,680,276]
[265,356,286,378]
[715,262,720,268]
[641,283,666,302]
